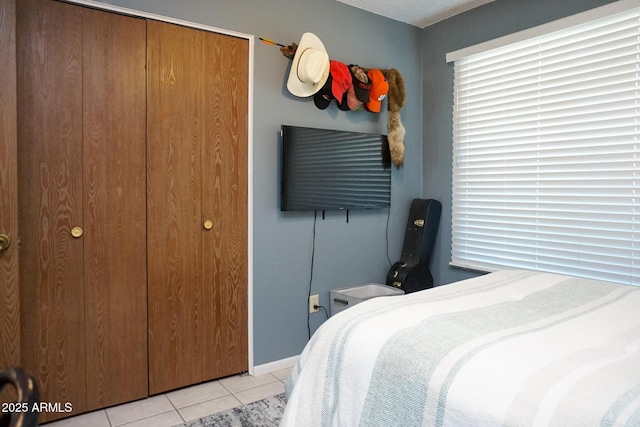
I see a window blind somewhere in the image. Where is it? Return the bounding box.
[450,5,640,286]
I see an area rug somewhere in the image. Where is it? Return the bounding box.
[178,393,286,427]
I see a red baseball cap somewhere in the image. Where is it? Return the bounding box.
[313,60,351,109]
[330,61,350,103]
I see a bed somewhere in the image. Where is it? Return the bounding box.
[281,270,640,427]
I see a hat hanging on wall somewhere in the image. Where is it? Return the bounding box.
[287,33,330,97]
[365,69,389,113]
[338,65,371,111]
[313,60,351,110]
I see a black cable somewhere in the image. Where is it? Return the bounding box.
[386,205,392,266]
[307,210,318,340]
[316,305,329,319]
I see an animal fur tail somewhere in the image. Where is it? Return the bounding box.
[383,69,406,112]
[382,69,406,168]
[388,111,405,168]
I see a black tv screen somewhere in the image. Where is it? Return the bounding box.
[280,125,391,211]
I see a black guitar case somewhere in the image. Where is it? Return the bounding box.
[386,198,442,293]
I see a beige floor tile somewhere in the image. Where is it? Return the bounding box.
[234,380,285,405]
[45,371,285,427]
[106,395,175,426]
[219,373,277,394]
[43,410,110,427]
[118,410,183,427]
[165,380,229,409]
[177,394,242,422]
[271,366,293,381]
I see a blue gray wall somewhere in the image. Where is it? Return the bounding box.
[94,0,423,365]
[422,0,619,287]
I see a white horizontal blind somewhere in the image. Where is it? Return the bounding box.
[451,6,640,286]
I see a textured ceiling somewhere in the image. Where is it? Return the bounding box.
[336,0,495,28]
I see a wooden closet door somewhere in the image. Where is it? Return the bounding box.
[82,8,148,408]
[147,21,248,393]
[0,0,20,370]
[147,20,205,394]
[18,1,148,418]
[17,0,86,413]
[201,32,249,379]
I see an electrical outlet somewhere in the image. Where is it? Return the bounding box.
[309,294,319,313]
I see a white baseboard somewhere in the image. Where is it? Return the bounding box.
[251,355,299,376]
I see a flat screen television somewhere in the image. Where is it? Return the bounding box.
[280,125,391,212]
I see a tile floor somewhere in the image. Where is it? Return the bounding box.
[42,367,291,427]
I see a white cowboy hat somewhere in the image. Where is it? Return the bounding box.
[287,33,330,97]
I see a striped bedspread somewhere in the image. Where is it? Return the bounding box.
[281,270,640,427]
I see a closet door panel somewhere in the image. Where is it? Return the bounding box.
[201,32,249,379]
[147,20,204,394]
[82,8,148,407]
[17,0,86,414]
[0,0,20,369]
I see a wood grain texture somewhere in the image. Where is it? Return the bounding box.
[15,0,249,405]
[148,22,249,393]
[17,0,86,419]
[201,32,249,379]
[0,0,20,370]
[147,20,205,394]
[82,8,148,408]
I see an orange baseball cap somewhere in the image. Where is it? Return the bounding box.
[366,69,389,113]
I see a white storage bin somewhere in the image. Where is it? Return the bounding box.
[330,283,404,316]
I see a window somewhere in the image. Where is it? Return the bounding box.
[448,1,640,286]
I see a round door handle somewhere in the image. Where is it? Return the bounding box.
[71,226,83,238]
[0,234,11,252]
[203,220,213,230]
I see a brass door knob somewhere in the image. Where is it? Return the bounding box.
[203,220,213,230]
[71,227,83,238]
[0,234,10,252]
